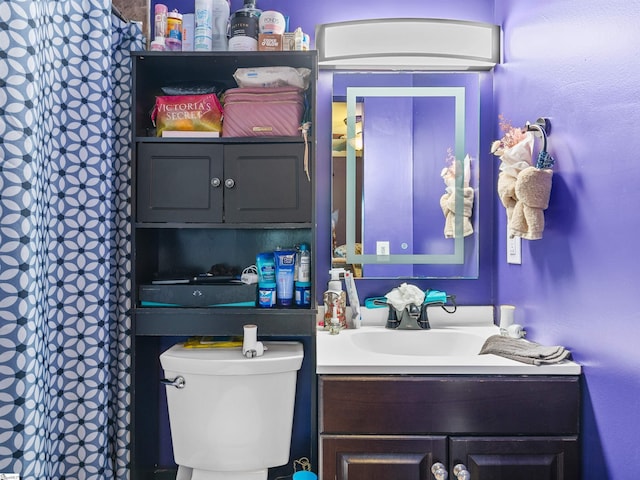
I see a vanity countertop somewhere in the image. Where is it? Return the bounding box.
[316,306,581,375]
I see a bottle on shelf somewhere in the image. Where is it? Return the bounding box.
[211,0,230,51]
[296,243,311,283]
[194,0,213,50]
[228,0,261,51]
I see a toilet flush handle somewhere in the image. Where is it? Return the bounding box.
[161,376,186,389]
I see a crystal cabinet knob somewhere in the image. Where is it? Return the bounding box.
[453,464,470,480]
[431,463,448,480]
[224,178,235,188]
[210,177,221,188]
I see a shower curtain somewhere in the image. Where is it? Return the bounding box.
[0,2,143,478]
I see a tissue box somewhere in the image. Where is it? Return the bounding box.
[258,33,282,51]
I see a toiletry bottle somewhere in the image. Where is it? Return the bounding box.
[323,269,347,330]
[296,243,311,283]
[154,4,168,45]
[293,27,303,51]
[210,0,230,51]
[194,0,214,50]
[228,0,261,51]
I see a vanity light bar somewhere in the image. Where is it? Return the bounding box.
[316,18,501,71]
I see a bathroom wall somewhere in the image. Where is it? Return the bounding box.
[267,0,497,302]
[151,0,497,300]
[493,1,640,477]
[145,1,636,477]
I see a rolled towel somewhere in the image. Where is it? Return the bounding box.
[497,172,517,224]
[440,187,474,238]
[510,166,553,240]
[479,335,571,365]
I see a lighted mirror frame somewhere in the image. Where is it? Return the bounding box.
[345,86,466,267]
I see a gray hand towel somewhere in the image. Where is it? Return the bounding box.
[479,335,571,365]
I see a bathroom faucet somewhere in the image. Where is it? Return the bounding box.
[387,304,431,330]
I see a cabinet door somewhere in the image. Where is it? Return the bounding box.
[321,435,447,480]
[449,436,580,480]
[137,143,223,223]
[224,143,312,223]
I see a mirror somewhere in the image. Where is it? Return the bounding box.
[331,72,480,279]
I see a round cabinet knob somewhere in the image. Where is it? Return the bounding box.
[210,177,221,188]
[431,463,448,480]
[224,178,235,189]
[453,464,470,480]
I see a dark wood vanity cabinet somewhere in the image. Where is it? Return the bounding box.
[319,375,580,480]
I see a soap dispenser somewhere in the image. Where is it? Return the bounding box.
[323,268,347,331]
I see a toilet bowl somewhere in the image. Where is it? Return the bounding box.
[160,341,304,480]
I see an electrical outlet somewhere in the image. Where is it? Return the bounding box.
[376,241,390,256]
[507,234,521,264]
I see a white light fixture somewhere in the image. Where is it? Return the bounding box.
[316,18,501,71]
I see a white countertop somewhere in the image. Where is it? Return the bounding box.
[316,306,581,375]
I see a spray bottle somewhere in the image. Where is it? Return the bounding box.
[323,268,347,332]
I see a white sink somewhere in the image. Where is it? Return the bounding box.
[350,328,486,356]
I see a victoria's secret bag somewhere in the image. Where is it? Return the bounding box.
[222,87,305,137]
[151,93,223,136]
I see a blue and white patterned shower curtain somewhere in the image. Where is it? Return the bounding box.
[0,1,143,478]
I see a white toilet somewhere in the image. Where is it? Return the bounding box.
[160,341,304,480]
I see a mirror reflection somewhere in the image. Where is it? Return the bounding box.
[331,73,480,279]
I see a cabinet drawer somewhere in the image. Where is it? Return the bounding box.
[319,375,580,435]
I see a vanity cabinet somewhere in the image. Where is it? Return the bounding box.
[130,51,317,480]
[319,375,580,480]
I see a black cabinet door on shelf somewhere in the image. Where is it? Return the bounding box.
[136,142,311,224]
[137,142,224,223]
[224,143,311,223]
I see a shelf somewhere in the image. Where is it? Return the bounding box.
[135,136,309,144]
[134,306,317,336]
[134,222,313,229]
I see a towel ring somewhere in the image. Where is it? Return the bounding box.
[525,117,554,169]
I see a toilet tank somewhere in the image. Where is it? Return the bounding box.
[160,341,304,472]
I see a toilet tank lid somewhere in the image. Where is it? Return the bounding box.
[160,341,304,375]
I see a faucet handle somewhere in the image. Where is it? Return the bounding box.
[384,306,400,329]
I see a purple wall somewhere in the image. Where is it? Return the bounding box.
[150,1,496,299]
[149,1,640,477]
[494,1,640,477]
[308,1,496,303]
